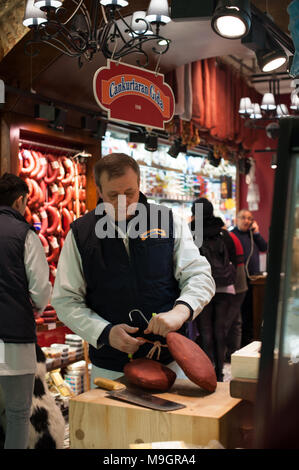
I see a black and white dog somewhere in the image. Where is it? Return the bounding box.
[0,344,65,449]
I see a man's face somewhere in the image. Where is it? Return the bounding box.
[237,211,254,232]
[13,194,28,216]
[98,167,140,221]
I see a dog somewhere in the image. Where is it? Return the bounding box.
[0,344,65,449]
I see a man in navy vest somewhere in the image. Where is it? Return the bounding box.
[52,153,215,383]
[0,173,51,448]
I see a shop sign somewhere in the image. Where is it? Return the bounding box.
[93,60,175,130]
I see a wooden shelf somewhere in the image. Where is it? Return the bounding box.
[46,354,84,372]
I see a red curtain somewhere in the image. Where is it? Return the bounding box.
[168,58,263,151]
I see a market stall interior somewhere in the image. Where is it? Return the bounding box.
[0,0,298,450]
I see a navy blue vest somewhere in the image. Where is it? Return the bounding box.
[0,206,36,343]
[71,194,184,372]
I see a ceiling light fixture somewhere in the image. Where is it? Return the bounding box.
[49,108,67,131]
[249,103,262,119]
[238,97,254,116]
[22,0,171,67]
[256,36,287,73]
[239,77,295,122]
[168,138,187,158]
[211,0,251,39]
[241,16,288,73]
[144,134,158,152]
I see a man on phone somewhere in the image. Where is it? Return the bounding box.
[231,209,268,346]
[232,209,267,276]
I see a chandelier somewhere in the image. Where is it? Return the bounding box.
[239,77,299,121]
[23,0,172,67]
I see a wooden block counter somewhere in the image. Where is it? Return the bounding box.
[69,379,246,449]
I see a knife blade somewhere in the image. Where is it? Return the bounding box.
[107,389,186,412]
[94,376,185,412]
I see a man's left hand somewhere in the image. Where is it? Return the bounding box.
[143,304,190,337]
[251,220,259,234]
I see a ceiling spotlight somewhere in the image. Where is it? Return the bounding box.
[129,131,147,143]
[211,0,251,39]
[256,36,287,73]
[168,139,187,158]
[144,134,158,152]
[92,121,107,140]
[49,108,67,131]
[81,115,98,132]
[242,18,287,73]
[207,149,221,167]
[34,103,56,121]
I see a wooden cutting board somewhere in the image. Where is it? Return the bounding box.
[69,379,247,449]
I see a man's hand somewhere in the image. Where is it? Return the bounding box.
[108,324,145,354]
[143,304,190,337]
[251,220,259,234]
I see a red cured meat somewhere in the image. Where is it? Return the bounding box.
[166,332,217,392]
[124,358,176,392]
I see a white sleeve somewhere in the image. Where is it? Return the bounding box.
[173,214,215,320]
[51,230,110,348]
[24,230,52,315]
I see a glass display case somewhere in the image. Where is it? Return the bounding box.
[254,117,299,448]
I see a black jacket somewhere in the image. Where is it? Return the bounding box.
[0,206,36,343]
[190,216,237,267]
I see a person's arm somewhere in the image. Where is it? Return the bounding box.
[51,230,111,347]
[24,230,52,315]
[251,220,268,252]
[51,230,143,354]
[173,214,215,316]
[223,229,237,267]
[144,214,215,337]
[253,233,268,252]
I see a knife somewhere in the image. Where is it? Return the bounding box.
[93,377,185,412]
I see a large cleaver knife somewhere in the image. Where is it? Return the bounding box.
[94,377,185,412]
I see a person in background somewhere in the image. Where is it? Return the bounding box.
[52,154,215,385]
[189,197,237,381]
[231,209,268,346]
[225,231,248,361]
[0,173,51,449]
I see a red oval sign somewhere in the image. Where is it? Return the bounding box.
[93,60,175,130]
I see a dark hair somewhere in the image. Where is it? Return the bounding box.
[94,153,140,189]
[0,173,29,206]
[191,197,214,219]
